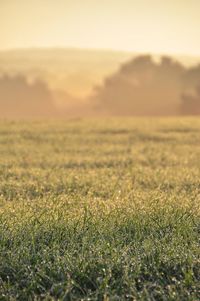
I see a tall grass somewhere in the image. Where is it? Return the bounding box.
[0,118,200,300]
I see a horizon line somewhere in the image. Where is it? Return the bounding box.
[0,46,200,58]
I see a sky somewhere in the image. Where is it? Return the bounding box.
[1,0,200,55]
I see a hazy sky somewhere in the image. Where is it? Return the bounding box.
[1,0,200,55]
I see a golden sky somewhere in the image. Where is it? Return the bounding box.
[1,0,200,55]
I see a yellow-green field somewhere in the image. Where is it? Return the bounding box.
[0,118,200,300]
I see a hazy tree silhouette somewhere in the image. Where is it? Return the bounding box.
[1,55,200,118]
[181,85,200,115]
[0,75,56,118]
[92,55,186,116]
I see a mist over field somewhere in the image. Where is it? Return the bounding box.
[1,0,200,298]
[1,49,200,118]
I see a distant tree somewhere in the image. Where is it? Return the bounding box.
[0,75,56,118]
[91,55,185,116]
[181,85,200,115]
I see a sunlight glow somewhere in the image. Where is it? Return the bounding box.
[0,0,200,55]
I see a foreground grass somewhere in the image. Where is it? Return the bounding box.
[0,118,200,300]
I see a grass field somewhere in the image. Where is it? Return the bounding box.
[0,118,200,300]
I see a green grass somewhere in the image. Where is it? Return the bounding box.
[0,118,200,301]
